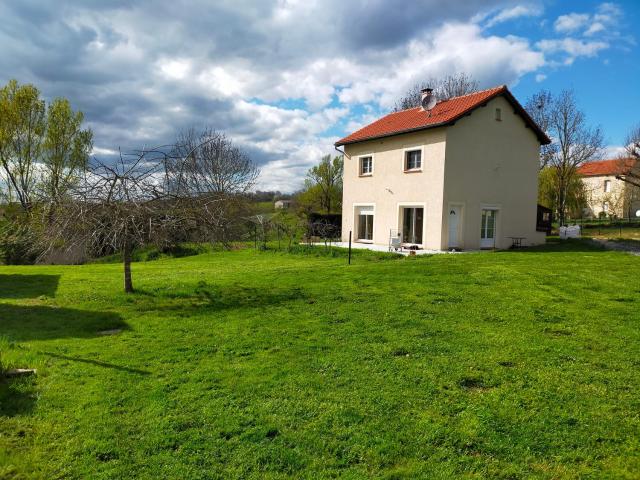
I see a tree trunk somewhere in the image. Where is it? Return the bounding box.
[123,242,133,293]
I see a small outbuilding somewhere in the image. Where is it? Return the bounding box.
[275,199,292,209]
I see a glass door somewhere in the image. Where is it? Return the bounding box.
[402,207,424,244]
[480,209,496,248]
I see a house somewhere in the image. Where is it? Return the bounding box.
[274,199,292,209]
[577,158,640,219]
[335,85,550,250]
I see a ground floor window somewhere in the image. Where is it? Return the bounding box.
[356,206,374,241]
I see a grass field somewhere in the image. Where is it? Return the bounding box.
[1,241,639,479]
[581,225,640,242]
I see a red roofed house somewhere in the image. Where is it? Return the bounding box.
[578,158,640,218]
[335,85,550,250]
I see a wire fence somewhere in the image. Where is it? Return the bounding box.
[565,216,640,228]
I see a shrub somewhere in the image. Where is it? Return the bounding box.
[0,221,38,265]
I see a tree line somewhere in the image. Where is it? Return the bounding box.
[3,74,637,288]
[0,80,261,292]
[0,79,345,291]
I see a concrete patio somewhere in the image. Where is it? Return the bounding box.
[316,242,465,255]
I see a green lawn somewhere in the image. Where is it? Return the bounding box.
[1,241,639,479]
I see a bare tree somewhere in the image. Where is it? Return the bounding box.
[626,124,640,161]
[393,73,479,111]
[165,127,259,244]
[45,129,259,291]
[610,126,640,216]
[46,148,178,292]
[546,90,603,225]
[168,127,258,196]
[525,90,558,169]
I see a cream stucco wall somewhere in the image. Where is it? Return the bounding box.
[341,95,545,250]
[342,128,447,250]
[442,96,545,249]
[582,175,629,218]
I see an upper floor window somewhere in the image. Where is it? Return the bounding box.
[405,150,422,171]
[495,108,502,121]
[604,180,611,192]
[359,156,373,176]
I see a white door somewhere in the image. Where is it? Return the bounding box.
[480,209,497,248]
[448,206,460,248]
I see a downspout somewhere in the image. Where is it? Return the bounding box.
[334,144,349,242]
[334,145,349,160]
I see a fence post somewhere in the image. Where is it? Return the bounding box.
[348,230,352,265]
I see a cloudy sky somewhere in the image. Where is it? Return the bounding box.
[1,0,637,192]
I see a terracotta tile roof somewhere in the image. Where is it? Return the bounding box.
[335,85,551,146]
[577,158,637,177]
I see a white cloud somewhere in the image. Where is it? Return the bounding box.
[159,59,191,80]
[554,3,623,37]
[554,13,590,33]
[585,22,605,36]
[535,73,547,82]
[338,22,544,109]
[603,145,627,159]
[1,0,630,192]
[537,38,608,62]
[91,146,118,156]
[485,5,543,28]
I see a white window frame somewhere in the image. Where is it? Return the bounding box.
[358,154,374,176]
[604,179,611,193]
[603,201,609,213]
[396,202,427,247]
[479,203,502,249]
[402,146,423,172]
[354,203,375,243]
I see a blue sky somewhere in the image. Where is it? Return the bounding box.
[490,1,639,148]
[1,1,638,192]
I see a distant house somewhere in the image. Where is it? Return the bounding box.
[578,158,640,218]
[335,85,550,250]
[274,199,292,209]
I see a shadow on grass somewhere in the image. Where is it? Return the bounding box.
[0,304,129,342]
[0,274,60,299]
[0,377,37,417]
[143,283,311,314]
[43,352,150,375]
[194,284,309,311]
